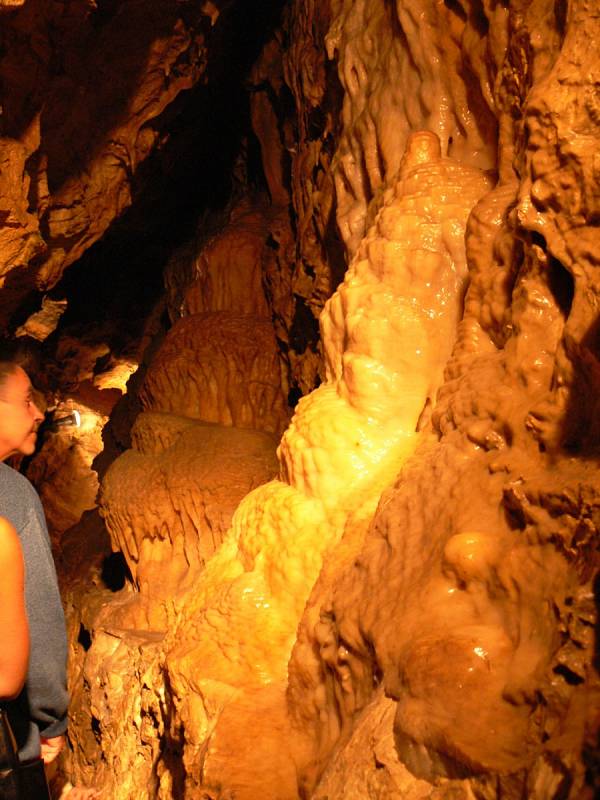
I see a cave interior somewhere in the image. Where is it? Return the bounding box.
[0,0,599,798]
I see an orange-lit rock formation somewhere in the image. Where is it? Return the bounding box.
[157,130,491,800]
[0,0,217,322]
[0,0,598,798]
[101,414,280,626]
[139,313,287,435]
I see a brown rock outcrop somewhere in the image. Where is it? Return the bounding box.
[26,405,103,543]
[100,412,279,624]
[0,0,214,323]
[283,2,600,797]
[139,312,289,436]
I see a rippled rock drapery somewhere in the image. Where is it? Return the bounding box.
[59,170,289,794]
[281,1,600,797]
[139,313,288,435]
[0,0,598,798]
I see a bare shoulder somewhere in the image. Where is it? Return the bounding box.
[0,516,21,560]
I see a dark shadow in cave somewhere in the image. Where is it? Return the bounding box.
[18,0,289,364]
[101,551,133,592]
[2,0,284,194]
[157,670,187,798]
[558,312,600,454]
[1,1,207,187]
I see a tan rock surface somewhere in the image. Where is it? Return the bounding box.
[139,312,290,436]
[0,136,46,285]
[62,413,281,795]
[26,405,103,543]
[25,374,135,544]
[311,693,435,800]
[100,413,279,624]
[15,295,68,341]
[283,2,600,796]
[164,203,272,321]
[0,0,212,322]
[153,133,490,799]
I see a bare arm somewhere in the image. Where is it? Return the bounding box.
[0,516,29,699]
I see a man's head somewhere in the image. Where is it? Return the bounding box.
[0,363,44,460]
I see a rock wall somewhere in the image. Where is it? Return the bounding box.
[0,0,598,798]
[0,0,216,322]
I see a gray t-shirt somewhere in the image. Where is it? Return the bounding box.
[0,462,68,760]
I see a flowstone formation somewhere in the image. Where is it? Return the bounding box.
[57,184,290,794]
[282,1,600,797]
[159,132,490,799]
[65,125,492,796]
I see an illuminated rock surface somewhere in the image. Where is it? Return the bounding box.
[0,0,597,798]
[139,312,289,436]
[101,413,280,625]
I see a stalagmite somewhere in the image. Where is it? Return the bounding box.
[158,131,490,798]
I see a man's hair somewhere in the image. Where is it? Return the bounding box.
[0,339,42,388]
[0,361,19,388]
